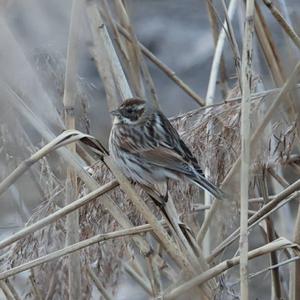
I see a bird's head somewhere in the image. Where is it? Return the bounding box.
[110,98,149,125]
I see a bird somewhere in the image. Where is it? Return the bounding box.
[109,98,226,200]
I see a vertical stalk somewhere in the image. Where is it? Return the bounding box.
[240,0,255,298]
[63,0,82,298]
[205,0,238,103]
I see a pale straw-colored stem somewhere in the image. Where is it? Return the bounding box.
[239,0,255,298]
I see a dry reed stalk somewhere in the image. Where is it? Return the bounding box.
[208,178,300,262]
[230,257,300,288]
[86,6,122,111]
[220,0,241,84]
[0,224,161,281]
[88,2,196,295]
[222,83,300,103]
[4,84,162,277]
[293,202,300,299]
[262,0,300,50]
[3,280,20,300]
[288,162,300,299]
[88,4,217,297]
[257,172,282,298]
[86,264,113,300]
[101,0,129,64]
[0,280,16,300]
[239,0,255,298]
[205,0,238,103]
[86,2,132,103]
[123,263,153,296]
[0,180,117,251]
[164,238,299,299]
[112,0,159,107]
[197,61,300,245]
[254,3,285,86]
[113,0,144,99]
[62,0,83,297]
[202,0,239,255]
[206,0,228,98]
[29,270,43,300]
[113,20,206,106]
[0,130,103,198]
[254,3,300,147]
[105,156,214,299]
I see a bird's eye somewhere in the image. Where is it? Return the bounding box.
[127,108,133,114]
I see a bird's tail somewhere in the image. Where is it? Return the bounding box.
[190,174,227,200]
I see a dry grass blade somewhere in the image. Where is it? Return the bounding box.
[0,180,117,251]
[0,224,158,281]
[164,238,299,300]
[0,130,106,198]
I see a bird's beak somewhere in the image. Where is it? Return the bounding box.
[110,109,120,116]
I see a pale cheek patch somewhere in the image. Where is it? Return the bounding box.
[113,116,121,125]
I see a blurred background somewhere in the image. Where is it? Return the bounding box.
[0,0,300,299]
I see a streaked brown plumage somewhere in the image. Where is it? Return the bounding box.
[109,98,226,199]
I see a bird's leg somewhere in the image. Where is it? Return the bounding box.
[141,184,166,208]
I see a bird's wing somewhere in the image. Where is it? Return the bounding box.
[139,147,193,176]
[146,111,204,176]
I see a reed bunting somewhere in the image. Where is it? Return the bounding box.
[109,98,226,200]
